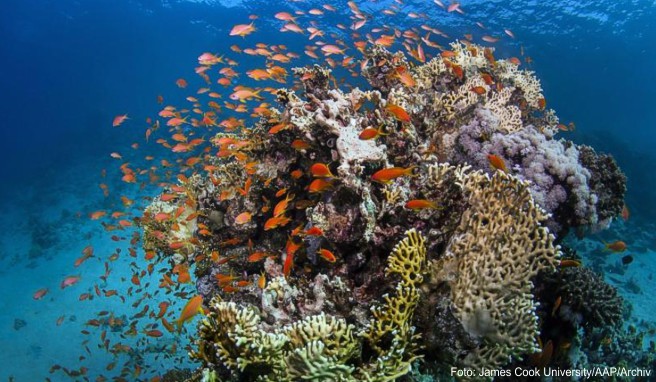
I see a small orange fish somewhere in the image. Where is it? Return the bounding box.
[386,104,411,123]
[145,329,163,338]
[258,272,266,289]
[33,288,49,300]
[480,73,495,85]
[559,259,581,268]
[273,193,294,218]
[176,295,203,331]
[308,178,334,193]
[405,199,441,210]
[621,204,629,221]
[487,154,507,173]
[551,296,562,317]
[603,240,627,253]
[538,98,547,110]
[317,248,336,262]
[291,139,311,150]
[112,114,128,127]
[371,166,415,184]
[90,210,107,220]
[61,275,81,289]
[470,86,486,95]
[247,252,270,262]
[235,212,252,224]
[304,226,324,236]
[264,215,291,230]
[310,163,335,178]
[359,125,388,140]
[291,169,304,179]
[230,22,256,37]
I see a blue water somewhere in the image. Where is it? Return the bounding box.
[0,0,654,380]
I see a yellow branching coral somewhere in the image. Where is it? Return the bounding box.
[359,229,426,381]
[430,164,560,372]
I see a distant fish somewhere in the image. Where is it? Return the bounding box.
[33,288,49,300]
[603,240,627,253]
[60,275,81,289]
[621,255,633,265]
[112,114,128,127]
[504,29,515,39]
[230,22,256,37]
[481,35,499,43]
[621,204,630,221]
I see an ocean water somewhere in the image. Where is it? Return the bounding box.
[0,0,654,381]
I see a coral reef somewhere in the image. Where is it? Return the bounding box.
[139,41,627,380]
[190,229,426,382]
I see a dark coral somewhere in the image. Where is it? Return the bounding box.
[578,144,627,223]
[549,267,624,329]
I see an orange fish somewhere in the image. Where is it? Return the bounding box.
[304,226,324,236]
[551,296,562,317]
[481,73,495,85]
[310,163,335,178]
[371,166,415,184]
[470,86,486,95]
[230,22,256,37]
[359,125,388,140]
[317,248,336,262]
[176,295,203,331]
[145,329,163,338]
[33,288,49,300]
[235,212,252,224]
[487,154,507,172]
[175,78,188,88]
[308,178,334,193]
[61,275,81,289]
[264,215,291,230]
[621,204,629,221]
[603,240,627,253]
[386,104,411,122]
[112,114,128,127]
[559,259,581,268]
[258,272,266,289]
[90,211,107,220]
[273,193,294,218]
[405,199,441,210]
[291,139,311,150]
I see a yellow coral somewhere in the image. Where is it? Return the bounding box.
[359,229,426,381]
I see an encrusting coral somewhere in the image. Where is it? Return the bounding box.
[139,41,627,380]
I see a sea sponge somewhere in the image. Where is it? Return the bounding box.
[431,164,560,371]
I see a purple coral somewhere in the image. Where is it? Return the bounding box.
[451,106,608,234]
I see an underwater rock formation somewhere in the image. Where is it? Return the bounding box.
[140,42,627,380]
